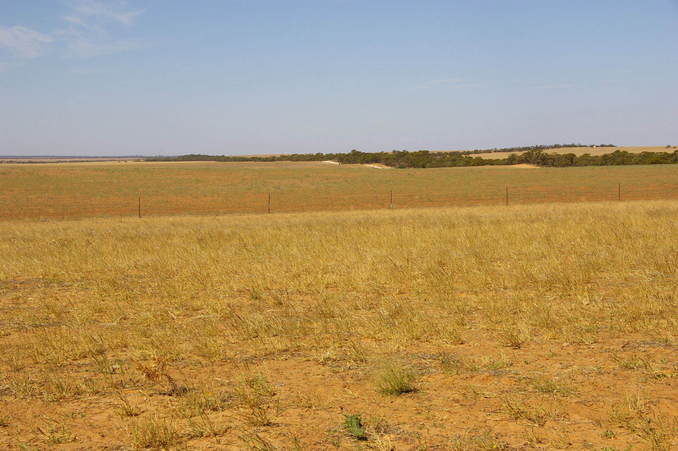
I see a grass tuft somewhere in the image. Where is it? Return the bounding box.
[375,364,417,396]
[129,416,179,449]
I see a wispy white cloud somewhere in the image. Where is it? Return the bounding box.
[0,26,54,58]
[56,0,146,58]
[68,0,144,26]
[59,30,143,58]
[0,1,145,66]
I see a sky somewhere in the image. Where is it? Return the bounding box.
[1,0,677,156]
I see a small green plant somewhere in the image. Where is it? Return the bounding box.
[375,365,417,396]
[602,429,616,439]
[344,414,367,441]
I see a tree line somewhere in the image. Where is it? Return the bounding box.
[461,143,616,155]
[148,146,678,168]
[335,149,678,168]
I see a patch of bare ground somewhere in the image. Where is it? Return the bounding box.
[483,163,540,169]
[363,163,392,169]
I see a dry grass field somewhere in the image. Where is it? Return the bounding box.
[0,201,676,450]
[1,161,677,220]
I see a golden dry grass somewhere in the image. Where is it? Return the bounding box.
[0,201,676,449]
[1,160,677,220]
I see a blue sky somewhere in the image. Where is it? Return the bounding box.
[1,0,677,156]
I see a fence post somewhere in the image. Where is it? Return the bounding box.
[389,190,393,209]
[267,192,271,214]
[138,194,141,218]
[505,185,509,206]
[618,183,621,201]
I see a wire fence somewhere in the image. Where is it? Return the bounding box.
[2,183,678,220]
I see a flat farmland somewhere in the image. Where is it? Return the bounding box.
[1,161,678,220]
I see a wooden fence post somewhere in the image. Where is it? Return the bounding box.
[138,194,141,218]
[390,190,393,209]
[505,185,509,206]
[267,192,271,214]
[618,183,621,201]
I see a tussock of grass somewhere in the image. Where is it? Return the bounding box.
[375,364,417,395]
[129,416,179,449]
[176,388,231,418]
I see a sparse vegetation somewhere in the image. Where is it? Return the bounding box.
[235,374,279,426]
[129,416,179,449]
[37,418,76,445]
[115,391,140,417]
[502,397,565,426]
[451,428,513,450]
[529,375,576,396]
[0,198,676,448]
